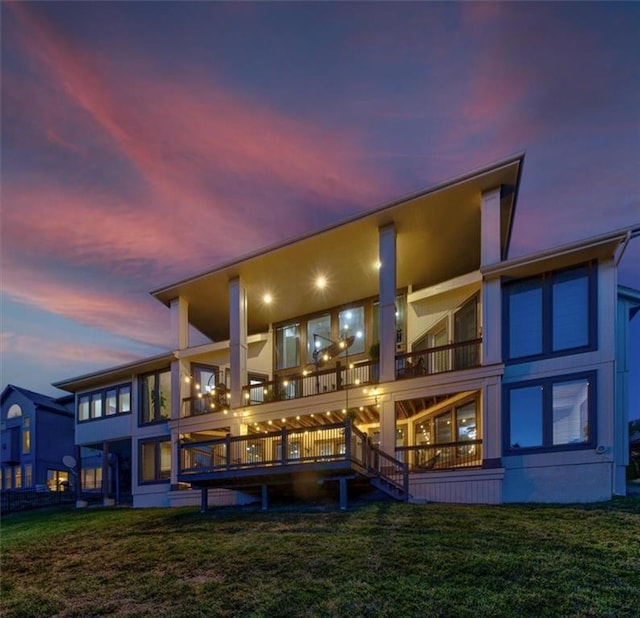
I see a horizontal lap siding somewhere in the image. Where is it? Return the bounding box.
[409,469,504,504]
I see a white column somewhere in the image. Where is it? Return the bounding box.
[170,297,189,350]
[378,398,396,457]
[482,378,502,465]
[229,277,248,409]
[480,187,502,267]
[480,187,503,366]
[378,224,397,384]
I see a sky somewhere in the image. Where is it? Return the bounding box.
[1,2,639,417]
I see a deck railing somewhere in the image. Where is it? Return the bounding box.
[179,419,408,497]
[395,338,482,379]
[396,439,483,472]
[241,360,378,406]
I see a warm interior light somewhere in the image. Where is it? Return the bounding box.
[263,293,273,304]
[374,260,382,270]
[315,275,327,289]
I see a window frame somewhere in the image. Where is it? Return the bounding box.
[77,383,132,423]
[138,437,172,485]
[503,371,597,455]
[139,370,172,426]
[503,262,597,363]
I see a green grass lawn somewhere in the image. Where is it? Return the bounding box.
[1,498,639,618]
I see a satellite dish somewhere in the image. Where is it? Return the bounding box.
[63,455,77,469]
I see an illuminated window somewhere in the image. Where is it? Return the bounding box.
[339,306,365,355]
[140,371,172,425]
[140,438,171,483]
[78,384,131,422]
[276,323,300,370]
[22,417,31,454]
[7,404,22,419]
[24,463,33,488]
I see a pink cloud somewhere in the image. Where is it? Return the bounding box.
[1,257,171,349]
[1,331,146,369]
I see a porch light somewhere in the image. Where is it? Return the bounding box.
[374,260,381,270]
[244,392,250,400]
[315,275,327,290]
[184,375,191,384]
[263,293,273,304]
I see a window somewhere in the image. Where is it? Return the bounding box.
[77,384,131,422]
[22,417,31,454]
[80,468,99,491]
[24,463,33,488]
[505,373,594,452]
[140,438,171,483]
[140,371,171,424]
[276,323,300,370]
[504,264,595,361]
[307,314,331,363]
[14,465,22,489]
[339,307,365,355]
[190,364,220,415]
[47,468,70,491]
[7,404,22,419]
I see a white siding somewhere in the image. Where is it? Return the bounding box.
[409,468,504,504]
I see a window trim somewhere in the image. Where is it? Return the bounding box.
[139,369,172,426]
[77,383,132,423]
[138,437,172,485]
[503,371,597,455]
[503,262,597,363]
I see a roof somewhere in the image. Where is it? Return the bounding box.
[482,226,640,281]
[1,384,74,416]
[152,153,524,342]
[53,351,176,393]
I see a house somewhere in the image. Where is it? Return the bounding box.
[53,154,640,508]
[1,385,75,492]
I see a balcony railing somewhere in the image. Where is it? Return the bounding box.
[179,419,408,497]
[396,439,483,472]
[395,338,482,379]
[242,360,378,406]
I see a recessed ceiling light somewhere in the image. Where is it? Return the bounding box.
[263,293,273,304]
[315,275,327,289]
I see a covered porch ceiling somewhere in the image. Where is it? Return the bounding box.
[152,155,523,342]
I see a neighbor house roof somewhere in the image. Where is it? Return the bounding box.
[1,384,74,416]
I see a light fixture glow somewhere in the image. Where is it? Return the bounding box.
[315,275,327,289]
[263,293,273,304]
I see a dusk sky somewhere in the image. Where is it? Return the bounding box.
[1,2,639,417]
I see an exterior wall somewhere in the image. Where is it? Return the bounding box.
[169,487,257,508]
[407,280,480,349]
[500,258,618,503]
[409,468,504,504]
[36,409,75,481]
[502,451,611,503]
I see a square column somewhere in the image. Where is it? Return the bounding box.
[229,277,248,409]
[170,297,189,350]
[378,224,397,384]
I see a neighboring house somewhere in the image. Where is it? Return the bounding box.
[54,154,640,508]
[1,385,75,492]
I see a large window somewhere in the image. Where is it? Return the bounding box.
[140,371,171,424]
[276,323,300,370]
[504,264,595,361]
[307,315,331,363]
[48,469,70,491]
[339,307,365,355]
[140,438,171,484]
[505,373,594,453]
[78,384,131,422]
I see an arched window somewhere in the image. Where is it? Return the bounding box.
[7,404,22,419]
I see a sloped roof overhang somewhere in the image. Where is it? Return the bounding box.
[152,154,524,342]
[53,351,176,393]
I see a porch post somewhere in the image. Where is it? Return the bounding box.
[378,224,397,384]
[378,397,396,458]
[170,297,189,350]
[200,487,208,513]
[75,444,88,508]
[102,441,114,506]
[261,484,269,511]
[339,477,348,510]
[229,277,248,409]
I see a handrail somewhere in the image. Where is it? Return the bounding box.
[396,338,482,379]
[180,419,409,499]
[241,359,378,406]
[397,439,483,472]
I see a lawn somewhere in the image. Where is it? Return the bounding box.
[1,498,639,618]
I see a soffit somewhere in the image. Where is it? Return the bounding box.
[153,156,523,342]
